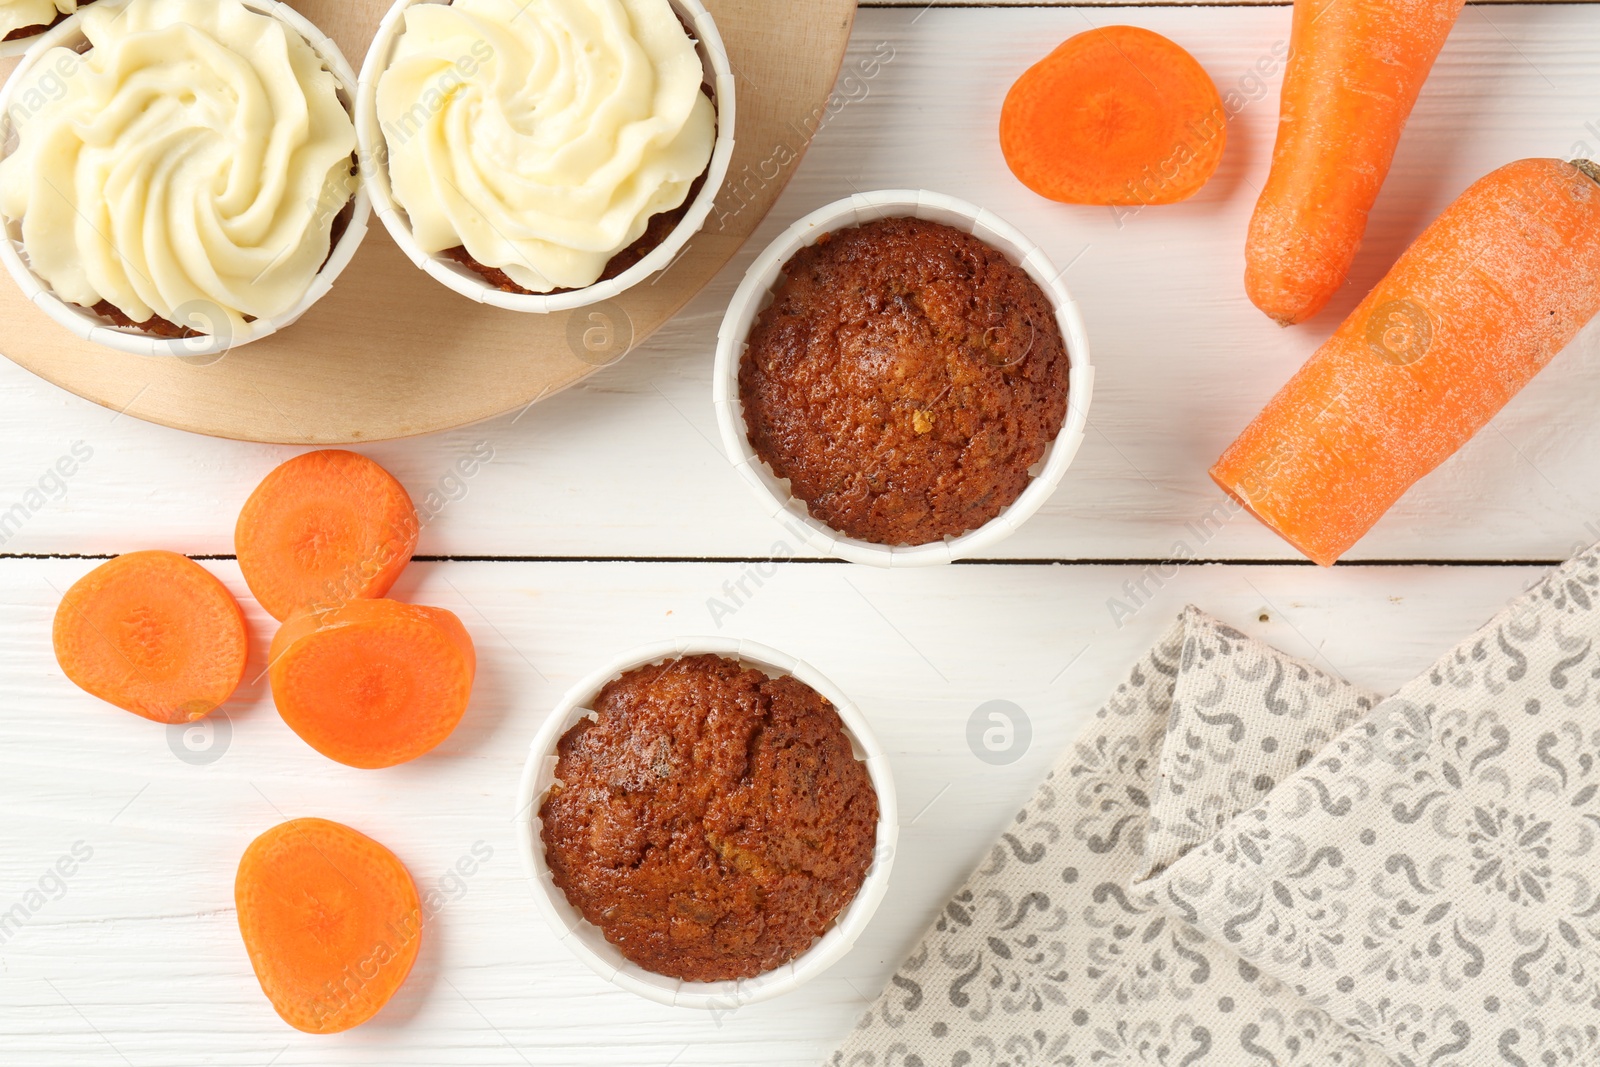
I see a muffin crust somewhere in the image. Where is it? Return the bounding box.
[738,216,1070,546]
[539,654,878,982]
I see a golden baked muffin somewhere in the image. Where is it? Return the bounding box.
[540,654,878,982]
[739,216,1071,546]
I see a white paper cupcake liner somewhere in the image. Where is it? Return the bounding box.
[356,0,737,315]
[0,0,372,358]
[514,636,898,1010]
[713,189,1096,567]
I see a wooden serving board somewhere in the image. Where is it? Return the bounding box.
[0,0,856,443]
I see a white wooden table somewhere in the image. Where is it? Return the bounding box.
[3,1,1598,1064]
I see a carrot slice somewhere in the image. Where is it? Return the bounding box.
[1245,0,1465,326]
[269,599,475,769]
[236,818,421,1034]
[1000,25,1225,206]
[1214,158,1600,566]
[236,450,419,622]
[52,550,247,724]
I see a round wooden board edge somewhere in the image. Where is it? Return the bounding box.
[0,0,858,444]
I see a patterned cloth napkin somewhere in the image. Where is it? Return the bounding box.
[831,545,1600,1067]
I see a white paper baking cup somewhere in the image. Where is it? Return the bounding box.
[714,190,1096,567]
[356,0,737,315]
[0,0,371,358]
[514,636,898,1009]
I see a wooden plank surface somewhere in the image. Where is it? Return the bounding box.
[3,6,1600,562]
[0,557,1545,1065]
[5,3,1600,1065]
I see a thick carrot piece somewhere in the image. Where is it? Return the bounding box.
[236,450,419,622]
[269,599,475,769]
[1215,159,1600,566]
[1245,0,1464,326]
[1000,25,1225,206]
[236,818,421,1034]
[52,551,247,724]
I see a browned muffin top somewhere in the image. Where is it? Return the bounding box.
[539,654,879,983]
[738,215,1071,546]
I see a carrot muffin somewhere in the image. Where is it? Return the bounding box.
[739,216,1072,546]
[374,0,716,295]
[0,0,357,339]
[539,654,878,983]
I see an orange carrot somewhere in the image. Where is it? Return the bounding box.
[53,550,247,724]
[1245,0,1465,326]
[1000,25,1225,206]
[236,450,419,622]
[269,599,475,769]
[236,818,421,1034]
[1215,158,1600,566]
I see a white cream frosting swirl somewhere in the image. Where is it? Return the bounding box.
[0,0,357,333]
[376,0,715,293]
[0,0,76,42]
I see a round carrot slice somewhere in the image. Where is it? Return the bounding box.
[236,818,421,1034]
[1000,25,1226,206]
[52,550,247,724]
[236,450,419,622]
[269,599,476,769]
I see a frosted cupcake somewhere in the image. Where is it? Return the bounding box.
[0,0,365,352]
[366,0,728,307]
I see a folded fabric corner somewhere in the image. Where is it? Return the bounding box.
[1143,546,1600,1067]
[1132,606,1378,888]
[831,545,1600,1067]
[830,606,1387,1067]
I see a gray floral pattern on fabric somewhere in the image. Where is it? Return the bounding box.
[832,546,1600,1067]
[1141,546,1600,1067]
[830,607,1388,1067]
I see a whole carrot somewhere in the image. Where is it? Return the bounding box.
[1215,159,1600,565]
[1245,0,1464,326]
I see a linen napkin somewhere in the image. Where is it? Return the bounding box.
[832,544,1600,1067]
